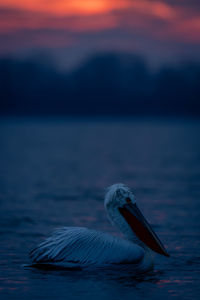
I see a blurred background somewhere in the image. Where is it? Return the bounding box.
[0,1,200,300]
[0,0,200,116]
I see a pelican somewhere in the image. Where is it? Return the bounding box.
[29,184,169,271]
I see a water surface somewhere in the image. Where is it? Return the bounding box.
[0,118,200,300]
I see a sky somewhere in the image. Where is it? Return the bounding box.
[0,0,200,68]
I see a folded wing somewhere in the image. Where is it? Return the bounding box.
[30,227,144,267]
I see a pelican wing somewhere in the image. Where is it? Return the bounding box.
[29,227,144,267]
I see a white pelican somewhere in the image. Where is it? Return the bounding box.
[29,183,169,271]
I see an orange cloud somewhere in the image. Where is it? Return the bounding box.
[0,9,117,33]
[165,18,200,43]
[0,0,129,15]
[0,0,200,55]
[0,0,177,19]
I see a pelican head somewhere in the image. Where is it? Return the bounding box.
[105,183,169,257]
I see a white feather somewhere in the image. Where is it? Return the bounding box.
[30,227,144,268]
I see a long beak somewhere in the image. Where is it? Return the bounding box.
[119,202,169,257]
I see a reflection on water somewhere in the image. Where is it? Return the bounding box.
[0,118,200,300]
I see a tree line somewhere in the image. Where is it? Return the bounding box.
[0,53,200,116]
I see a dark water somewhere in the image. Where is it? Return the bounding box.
[0,118,200,300]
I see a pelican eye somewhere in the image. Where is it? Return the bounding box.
[125,197,132,203]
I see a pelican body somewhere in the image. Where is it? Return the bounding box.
[29,184,169,271]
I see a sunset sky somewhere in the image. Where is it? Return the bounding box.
[0,0,200,68]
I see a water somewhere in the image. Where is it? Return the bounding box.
[0,118,200,300]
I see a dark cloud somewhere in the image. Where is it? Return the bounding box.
[163,0,200,8]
